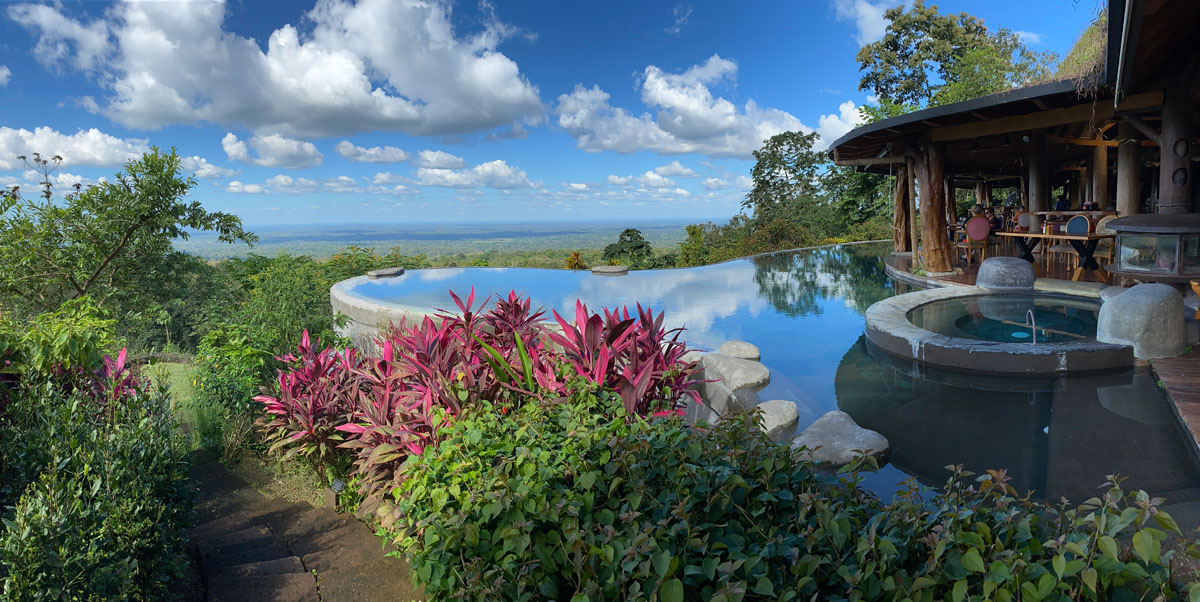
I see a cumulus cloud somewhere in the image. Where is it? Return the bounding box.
[372,172,405,185]
[831,0,897,45]
[222,133,323,169]
[555,54,807,159]
[417,159,536,189]
[180,156,236,179]
[0,126,148,169]
[227,180,264,194]
[415,149,465,169]
[606,175,630,186]
[8,0,544,137]
[335,140,410,163]
[1014,30,1043,45]
[0,66,10,86]
[702,176,729,190]
[564,182,589,191]
[654,160,695,177]
[636,171,675,188]
[815,100,865,149]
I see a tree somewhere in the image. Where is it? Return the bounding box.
[602,229,654,268]
[856,0,1055,108]
[0,149,255,316]
[742,131,826,225]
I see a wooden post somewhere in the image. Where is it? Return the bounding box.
[893,166,911,253]
[1092,142,1109,209]
[1116,122,1141,216]
[1069,175,1080,208]
[975,182,988,208]
[915,141,955,273]
[946,179,958,224]
[1028,131,1047,232]
[907,156,919,264]
[1159,80,1194,214]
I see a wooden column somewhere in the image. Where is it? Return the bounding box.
[907,156,919,264]
[1116,122,1141,216]
[946,179,958,223]
[893,166,911,253]
[1084,163,1093,206]
[1028,131,1047,232]
[975,182,988,208]
[1069,175,1080,208]
[1159,80,1194,214]
[915,141,955,273]
[1092,143,1109,209]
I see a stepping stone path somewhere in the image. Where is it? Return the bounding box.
[189,453,424,602]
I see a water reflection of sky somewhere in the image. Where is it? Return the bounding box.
[348,243,1200,501]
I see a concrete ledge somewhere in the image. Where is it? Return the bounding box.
[1034,278,1108,299]
[864,286,1133,375]
[590,265,629,276]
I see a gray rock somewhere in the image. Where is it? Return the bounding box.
[1100,286,1129,303]
[719,340,761,361]
[367,266,405,279]
[1097,283,1186,360]
[976,257,1035,291]
[756,400,799,442]
[591,264,629,276]
[702,353,770,391]
[791,410,889,466]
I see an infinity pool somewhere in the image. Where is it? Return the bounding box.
[345,242,1200,501]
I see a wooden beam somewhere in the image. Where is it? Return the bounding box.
[833,156,906,166]
[930,91,1163,142]
[971,112,990,121]
[1032,99,1049,110]
[1048,135,1157,147]
[1123,115,1163,146]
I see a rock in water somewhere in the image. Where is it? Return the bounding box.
[755,400,799,442]
[1097,283,1186,359]
[719,340,761,361]
[701,353,769,391]
[791,410,889,466]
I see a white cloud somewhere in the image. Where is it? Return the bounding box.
[227,180,264,194]
[0,66,10,86]
[180,155,236,179]
[1014,30,1043,45]
[664,4,693,35]
[565,182,589,191]
[702,176,729,190]
[415,149,465,169]
[417,159,535,189]
[8,0,544,137]
[654,160,695,177]
[0,126,148,170]
[372,172,405,185]
[815,100,865,149]
[555,54,806,159]
[831,0,897,46]
[21,169,94,190]
[265,174,295,187]
[607,175,630,186]
[222,132,323,169]
[636,171,675,188]
[335,140,410,163]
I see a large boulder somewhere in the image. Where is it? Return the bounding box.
[791,410,889,466]
[702,353,769,391]
[1097,283,1186,360]
[719,340,761,361]
[755,400,799,442]
[976,257,1035,291]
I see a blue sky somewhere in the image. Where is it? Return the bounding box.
[0,0,1102,225]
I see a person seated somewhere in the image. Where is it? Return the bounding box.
[1054,196,1071,211]
[984,207,1003,232]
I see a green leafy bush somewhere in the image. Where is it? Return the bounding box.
[392,397,1199,602]
[0,387,190,600]
[19,297,117,382]
[193,325,269,410]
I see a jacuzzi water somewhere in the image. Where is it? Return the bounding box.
[908,294,1101,343]
[345,242,1200,501]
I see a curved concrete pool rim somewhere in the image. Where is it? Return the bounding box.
[864,286,1133,375]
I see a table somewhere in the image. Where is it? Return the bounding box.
[994,231,1116,283]
[1031,211,1117,219]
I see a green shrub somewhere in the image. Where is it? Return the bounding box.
[392,397,1199,602]
[19,297,117,382]
[193,324,269,410]
[0,390,190,600]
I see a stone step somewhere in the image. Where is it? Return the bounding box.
[194,525,272,552]
[201,534,282,560]
[288,524,362,558]
[190,500,309,541]
[222,556,307,579]
[206,572,319,602]
[311,551,424,602]
[202,542,294,574]
[270,507,355,545]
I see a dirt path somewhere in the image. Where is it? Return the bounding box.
[187,453,424,602]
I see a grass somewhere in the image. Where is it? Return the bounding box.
[144,361,197,406]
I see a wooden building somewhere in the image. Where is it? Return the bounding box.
[828,0,1200,275]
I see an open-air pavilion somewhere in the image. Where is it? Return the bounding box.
[829,0,1200,284]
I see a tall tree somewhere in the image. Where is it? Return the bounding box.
[602,228,654,268]
[0,149,255,316]
[742,131,826,225]
[856,0,1055,108]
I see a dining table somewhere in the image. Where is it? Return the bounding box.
[993,231,1116,283]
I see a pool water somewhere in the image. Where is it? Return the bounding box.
[908,295,1101,343]
[347,242,1200,501]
